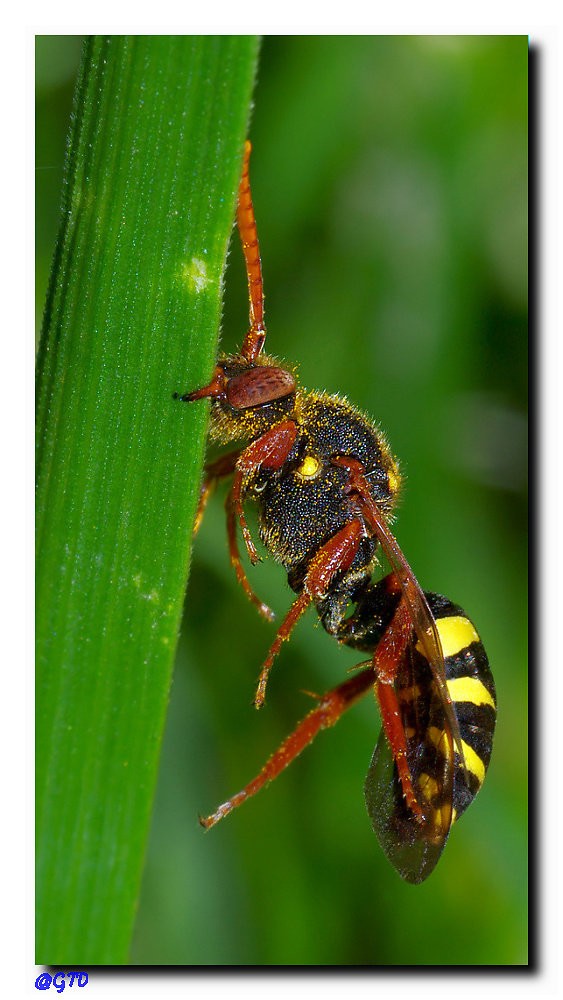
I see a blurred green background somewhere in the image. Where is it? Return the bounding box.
[36,36,527,965]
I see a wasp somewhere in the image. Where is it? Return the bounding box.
[175,141,496,883]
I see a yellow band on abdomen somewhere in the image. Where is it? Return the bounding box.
[459,739,486,786]
[447,675,496,709]
[435,615,480,658]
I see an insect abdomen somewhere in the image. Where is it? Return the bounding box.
[427,595,497,821]
[334,584,496,824]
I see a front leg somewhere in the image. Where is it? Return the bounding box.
[254,518,366,708]
[225,420,299,622]
[229,419,299,563]
[194,450,242,536]
[193,448,274,622]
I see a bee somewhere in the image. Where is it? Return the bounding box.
[175,141,496,883]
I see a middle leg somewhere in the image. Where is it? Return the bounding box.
[254,518,366,708]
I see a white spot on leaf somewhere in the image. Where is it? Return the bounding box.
[181,257,212,294]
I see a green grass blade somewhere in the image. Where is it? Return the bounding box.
[36,35,259,965]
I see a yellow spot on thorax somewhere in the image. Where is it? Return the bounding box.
[387,466,401,495]
[296,454,321,479]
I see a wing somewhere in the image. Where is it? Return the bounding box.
[365,639,455,883]
[330,455,467,877]
[331,454,467,780]
[362,496,466,775]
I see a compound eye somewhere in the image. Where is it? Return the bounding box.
[226,366,296,410]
